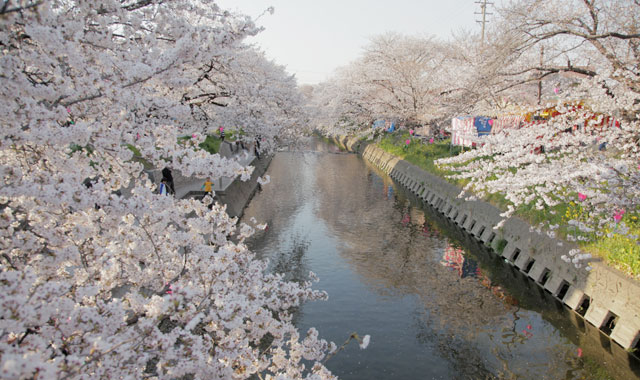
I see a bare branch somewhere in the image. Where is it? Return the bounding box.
[0,0,43,15]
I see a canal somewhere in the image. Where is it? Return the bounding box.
[241,138,640,380]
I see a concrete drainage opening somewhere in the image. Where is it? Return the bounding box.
[600,312,619,336]
[523,258,535,274]
[633,334,640,358]
[576,296,591,317]
[556,281,570,300]
[538,268,551,286]
[510,248,521,266]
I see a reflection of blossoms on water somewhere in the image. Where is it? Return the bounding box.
[478,272,520,307]
[440,245,479,278]
[402,212,411,226]
[440,244,519,306]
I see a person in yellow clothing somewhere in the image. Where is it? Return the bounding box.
[202,178,213,193]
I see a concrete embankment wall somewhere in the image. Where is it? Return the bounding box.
[332,135,640,351]
[216,155,272,218]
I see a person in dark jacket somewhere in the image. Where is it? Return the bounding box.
[161,167,175,195]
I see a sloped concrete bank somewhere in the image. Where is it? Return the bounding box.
[216,154,272,218]
[331,135,640,352]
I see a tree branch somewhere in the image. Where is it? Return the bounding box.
[0,0,43,15]
[60,59,177,108]
[1,253,17,270]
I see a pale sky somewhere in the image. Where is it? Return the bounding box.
[216,0,495,84]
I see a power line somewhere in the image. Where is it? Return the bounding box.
[475,0,493,44]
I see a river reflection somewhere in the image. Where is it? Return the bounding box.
[241,139,639,380]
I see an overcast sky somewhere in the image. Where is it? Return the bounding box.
[216,0,496,84]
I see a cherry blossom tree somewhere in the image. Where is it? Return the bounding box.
[0,1,339,378]
[309,33,462,135]
[182,43,308,150]
[497,0,640,98]
[436,0,640,255]
[307,68,375,137]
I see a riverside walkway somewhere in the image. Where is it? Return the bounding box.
[141,141,258,200]
[173,142,257,199]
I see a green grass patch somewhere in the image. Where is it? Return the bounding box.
[589,234,640,277]
[583,213,640,277]
[376,132,464,180]
[178,133,238,155]
[197,135,222,155]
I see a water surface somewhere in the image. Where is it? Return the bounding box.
[242,139,639,380]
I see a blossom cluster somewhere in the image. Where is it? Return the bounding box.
[437,89,639,237]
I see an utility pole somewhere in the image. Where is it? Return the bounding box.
[475,0,493,44]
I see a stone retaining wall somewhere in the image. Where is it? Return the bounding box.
[333,135,640,351]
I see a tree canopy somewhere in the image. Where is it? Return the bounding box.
[0,1,335,379]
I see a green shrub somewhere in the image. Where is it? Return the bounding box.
[197,135,221,154]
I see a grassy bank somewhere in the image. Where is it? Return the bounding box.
[376,132,463,179]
